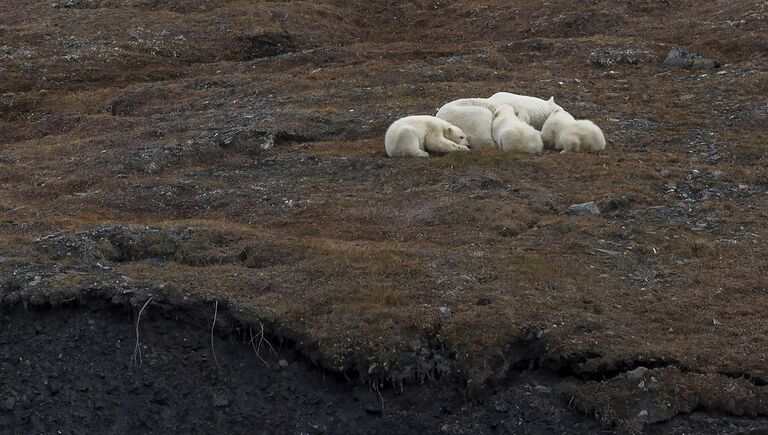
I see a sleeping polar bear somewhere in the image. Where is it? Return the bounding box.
[486,92,563,130]
[435,98,499,150]
[385,115,469,158]
[492,105,543,153]
[541,110,606,153]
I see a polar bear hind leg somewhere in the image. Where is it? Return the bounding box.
[386,126,428,157]
[498,127,543,154]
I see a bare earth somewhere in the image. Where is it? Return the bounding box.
[1,0,768,433]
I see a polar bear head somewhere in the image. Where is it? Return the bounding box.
[492,104,518,121]
[546,96,564,112]
[444,125,469,147]
[560,120,606,152]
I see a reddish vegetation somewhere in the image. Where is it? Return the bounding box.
[1,0,767,431]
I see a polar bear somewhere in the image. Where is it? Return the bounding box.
[540,109,606,153]
[435,98,499,150]
[491,105,544,153]
[486,92,563,130]
[384,115,470,158]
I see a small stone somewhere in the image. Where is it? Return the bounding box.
[713,170,723,178]
[659,169,670,177]
[595,248,620,256]
[49,380,62,394]
[565,201,600,216]
[690,169,700,177]
[212,394,229,407]
[713,318,723,326]
[475,297,492,306]
[440,424,449,432]
[28,276,42,287]
[1,397,15,411]
[494,401,509,413]
[438,307,451,317]
[534,385,552,394]
[278,359,289,368]
[352,385,382,414]
[625,366,649,380]
[738,184,749,192]
[638,410,649,418]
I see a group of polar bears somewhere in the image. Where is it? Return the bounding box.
[384,92,606,158]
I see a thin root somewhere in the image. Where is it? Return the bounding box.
[211,300,221,370]
[249,322,276,367]
[131,296,153,367]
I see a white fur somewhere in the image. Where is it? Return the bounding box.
[384,115,470,158]
[541,110,606,153]
[435,98,499,150]
[491,105,544,154]
[486,92,563,130]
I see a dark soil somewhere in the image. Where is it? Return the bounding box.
[0,299,603,435]
[3,299,767,434]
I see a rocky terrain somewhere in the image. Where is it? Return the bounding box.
[1,0,768,433]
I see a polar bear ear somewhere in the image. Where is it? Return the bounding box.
[548,96,555,104]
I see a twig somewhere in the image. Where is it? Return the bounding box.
[131,296,153,366]
[211,300,221,370]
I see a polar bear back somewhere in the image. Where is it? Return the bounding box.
[492,105,543,154]
[436,102,496,150]
[487,92,563,130]
[438,98,499,113]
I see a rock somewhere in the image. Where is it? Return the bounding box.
[28,276,42,287]
[595,248,620,256]
[625,366,649,380]
[212,393,229,407]
[1,397,15,411]
[48,380,62,394]
[494,401,509,413]
[566,201,600,216]
[587,47,655,67]
[475,297,492,306]
[438,307,451,317]
[713,318,723,326]
[638,409,649,418]
[278,359,289,368]
[713,170,723,178]
[352,385,382,414]
[534,385,552,394]
[662,47,721,69]
[738,184,749,192]
[30,413,46,433]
